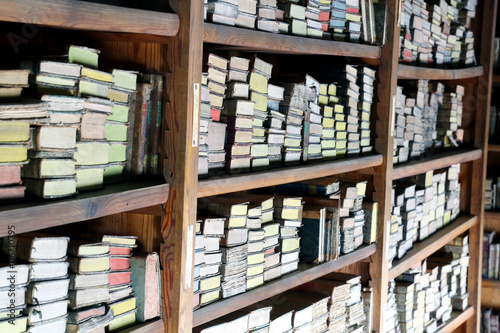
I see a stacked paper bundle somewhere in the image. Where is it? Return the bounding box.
[339,180,367,254]
[437,85,464,148]
[279,2,307,37]
[302,75,324,162]
[257,0,287,33]
[265,83,286,166]
[357,66,375,154]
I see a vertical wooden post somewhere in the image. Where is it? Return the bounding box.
[371,0,401,331]
[161,0,203,331]
[468,0,498,331]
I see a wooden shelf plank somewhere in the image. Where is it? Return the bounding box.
[392,148,482,180]
[0,0,179,37]
[192,244,376,327]
[436,307,475,333]
[389,215,478,279]
[203,23,381,59]
[0,181,169,237]
[398,65,484,80]
[493,75,500,83]
[484,211,500,233]
[198,154,383,198]
[482,279,500,289]
[119,318,164,333]
[488,144,500,152]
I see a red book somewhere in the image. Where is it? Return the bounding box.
[346,7,359,13]
[210,108,221,121]
[0,186,25,201]
[110,257,130,271]
[0,164,21,186]
[109,271,132,286]
[322,23,329,32]
[318,12,330,22]
[109,247,132,256]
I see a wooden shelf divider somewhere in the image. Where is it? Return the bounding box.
[198,154,383,197]
[0,181,169,236]
[203,23,381,59]
[436,307,475,333]
[392,148,482,180]
[0,0,180,37]
[388,215,478,280]
[398,65,484,80]
[192,244,376,327]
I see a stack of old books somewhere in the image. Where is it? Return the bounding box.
[320,86,338,159]
[338,180,365,254]
[0,69,45,201]
[357,66,375,154]
[206,0,238,26]
[303,75,324,162]
[279,2,307,37]
[437,85,464,148]
[386,280,398,333]
[330,0,348,41]
[305,0,332,39]
[345,0,362,42]
[266,83,286,166]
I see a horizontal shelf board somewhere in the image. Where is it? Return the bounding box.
[389,214,478,279]
[0,181,169,237]
[482,279,500,289]
[198,154,383,198]
[484,211,500,233]
[493,75,500,83]
[203,23,381,59]
[0,0,179,37]
[488,144,500,152]
[436,307,475,333]
[119,318,164,333]
[398,65,484,80]
[392,148,482,180]
[192,243,376,327]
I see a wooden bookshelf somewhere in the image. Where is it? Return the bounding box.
[488,144,500,152]
[120,319,165,333]
[388,215,478,279]
[493,74,500,83]
[0,181,169,237]
[398,65,484,80]
[0,0,179,37]
[483,279,500,288]
[392,148,482,180]
[436,307,475,333]
[197,154,383,198]
[203,23,381,58]
[484,211,500,232]
[192,244,376,327]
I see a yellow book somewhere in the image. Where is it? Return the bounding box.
[247,252,265,265]
[81,67,113,82]
[336,121,347,131]
[335,113,346,122]
[361,121,370,129]
[200,275,221,292]
[227,216,247,228]
[361,102,372,112]
[322,106,333,118]
[251,91,268,112]
[0,122,29,142]
[336,140,347,149]
[247,263,265,277]
[323,128,335,138]
[249,72,268,94]
[24,178,76,198]
[0,316,27,333]
[0,308,23,320]
[282,237,300,253]
[102,235,137,246]
[319,84,328,95]
[108,309,137,332]
[0,145,27,163]
[284,137,301,147]
[322,140,336,149]
[69,255,110,274]
[318,95,329,105]
[443,211,451,225]
[36,74,77,87]
[108,88,131,104]
[361,129,370,138]
[361,111,371,121]
[391,222,398,233]
[276,207,301,220]
[328,84,337,95]
[200,288,220,305]
[68,241,109,257]
[74,142,110,165]
[329,95,339,103]
[252,127,265,137]
[336,131,347,140]
[76,167,104,191]
[110,297,137,317]
[79,79,109,98]
[323,117,334,128]
[246,274,264,290]
[361,138,371,146]
[22,158,76,178]
[263,223,280,237]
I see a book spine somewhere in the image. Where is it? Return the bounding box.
[131,83,152,176]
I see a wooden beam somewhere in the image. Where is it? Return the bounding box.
[370,0,400,331]
[436,307,475,333]
[0,0,179,37]
[161,0,203,331]
[398,65,483,80]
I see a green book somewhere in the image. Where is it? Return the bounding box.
[108,142,127,162]
[105,122,128,142]
[107,104,129,123]
[68,45,100,69]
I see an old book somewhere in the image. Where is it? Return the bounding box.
[67,305,106,324]
[129,252,161,322]
[69,255,110,274]
[26,278,70,305]
[67,308,113,333]
[131,83,152,176]
[69,286,110,309]
[0,163,22,186]
[0,121,29,142]
[24,299,68,325]
[74,142,109,165]
[32,125,77,150]
[5,234,69,262]
[22,158,76,178]
[69,272,109,289]
[108,308,137,331]
[29,261,69,281]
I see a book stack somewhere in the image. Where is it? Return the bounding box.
[0,259,29,332]
[0,69,45,201]
[338,181,364,254]
[394,281,414,333]
[302,75,323,162]
[194,217,225,309]
[386,280,399,333]
[204,54,230,175]
[274,196,303,275]
[207,0,238,26]
[345,0,362,42]
[363,201,378,245]
[67,241,114,333]
[361,287,373,333]
[15,235,70,332]
[235,0,257,29]
[306,0,332,39]
[103,235,138,331]
[330,0,348,41]
[223,58,255,174]
[256,0,286,34]
[199,73,211,176]
[399,0,477,68]
[279,2,307,37]
[265,83,286,166]
[437,85,464,149]
[332,273,366,332]
[249,57,273,171]
[281,82,315,165]
[484,177,495,210]
[483,230,500,279]
[443,235,470,312]
[245,203,266,290]
[482,309,500,333]
[357,66,375,154]
[207,199,248,299]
